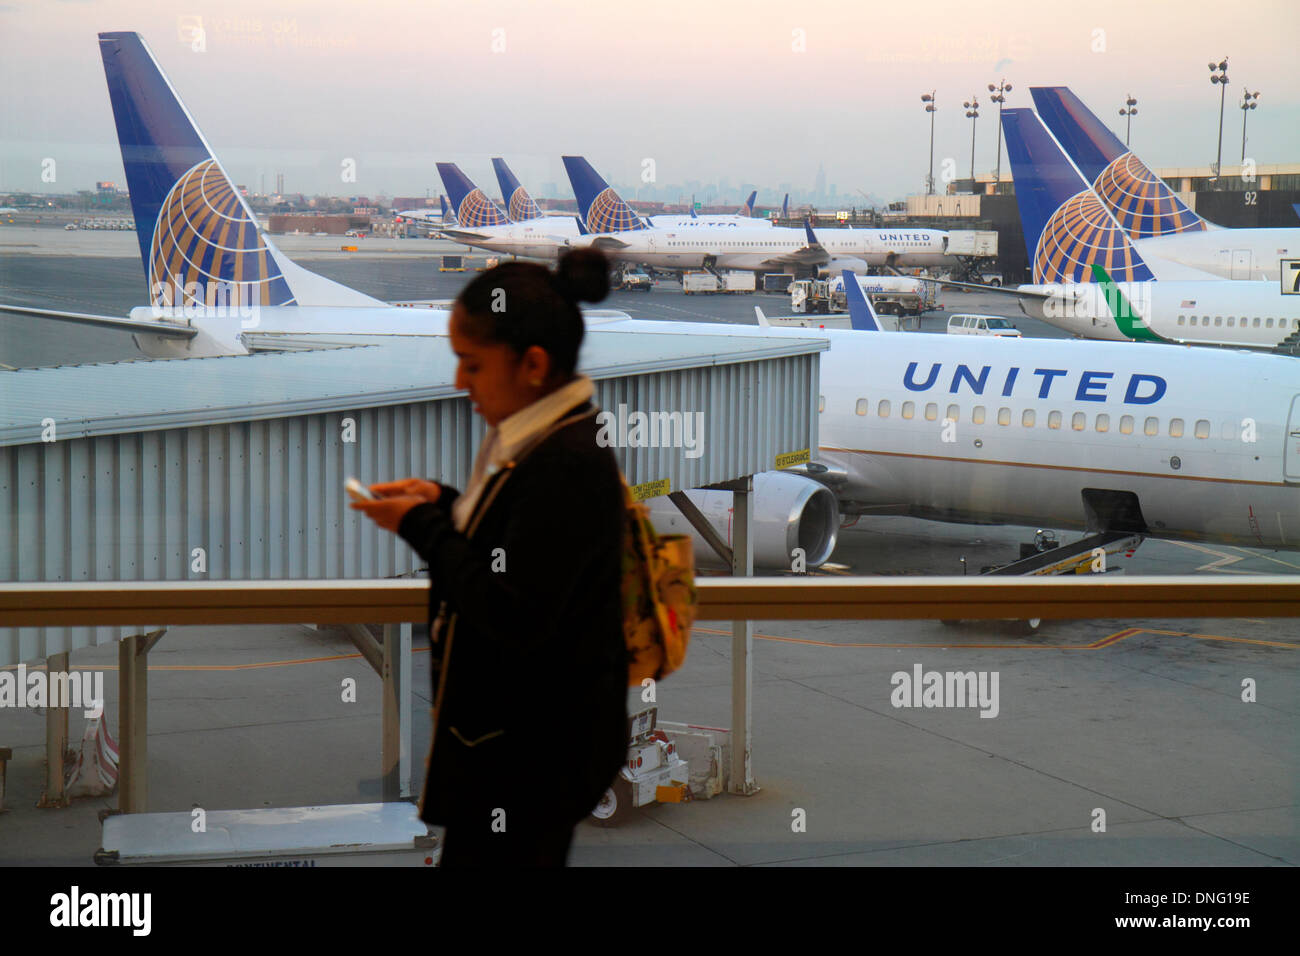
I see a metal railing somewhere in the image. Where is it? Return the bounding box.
[3,575,1300,626]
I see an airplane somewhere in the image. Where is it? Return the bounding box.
[1030,86,1295,280]
[0,32,497,358]
[648,190,777,229]
[994,107,1300,348]
[612,271,1300,576]
[437,162,577,259]
[394,195,456,229]
[563,156,951,275]
[12,31,1300,580]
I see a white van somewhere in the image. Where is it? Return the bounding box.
[947,314,1022,337]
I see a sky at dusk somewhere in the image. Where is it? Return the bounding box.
[2,0,1298,204]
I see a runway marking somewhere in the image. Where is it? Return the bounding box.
[1167,540,1248,572]
[694,625,1299,651]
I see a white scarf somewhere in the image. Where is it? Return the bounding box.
[451,375,596,532]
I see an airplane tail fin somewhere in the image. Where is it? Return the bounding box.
[561,156,646,233]
[439,194,456,225]
[736,190,757,217]
[437,163,509,228]
[1001,108,1154,284]
[491,157,542,223]
[1030,87,1207,238]
[841,270,881,332]
[782,194,790,219]
[98,31,381,307]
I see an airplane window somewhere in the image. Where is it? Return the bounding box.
[878,400,891,418]
[1214,317,1222,326]
[1203,317,1210,326]
[1120,415,1134,435]
[1253,318,1260,328]
[946,404,959,422]
[819,395,825,413]
[1072,412,1086,431]
[972,406,986,424]
[902,401,915,419]
[1267,318,1274,328]
[1177,316,1185,326]
[925,403,938,421]
[1022,409,1036,427]
[1095,414,1110,433]
[1227,317,1235,327]
[1144,417,1158,436]
[856,398,868,416]
[1047,411,1062,429]
[1195,420,1210,438]
[1169,418,1184,437]
[997,407,1011,426]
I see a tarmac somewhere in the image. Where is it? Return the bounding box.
[1,227,1296,866]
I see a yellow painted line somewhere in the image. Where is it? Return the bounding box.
[694,624,1299,651]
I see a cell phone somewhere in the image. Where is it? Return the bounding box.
[345,477,376,502]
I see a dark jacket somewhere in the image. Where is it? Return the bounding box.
[397,401,628,829]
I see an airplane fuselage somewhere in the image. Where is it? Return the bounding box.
[591,318,1300,550]
[580,225,951,271]
[1136,228,1296,282]
[1018,279,1300,347]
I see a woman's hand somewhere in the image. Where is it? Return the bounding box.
[369,478,442,503]
[350,495,426,532]
[350,478,441,532]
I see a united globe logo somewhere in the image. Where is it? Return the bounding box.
[1094,153,1206,239]
[455,190,507,228]
[149,160,292,308]
[1033,190,1154,285]
[507,188,541,222]
[585,188,643,234]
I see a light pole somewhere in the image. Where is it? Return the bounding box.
[988,79,1011,190]
[963,96,980,186]
[921,91,937,195]
[1240,89,1259,162]
[1118,95,1138,146]
[1209,58,1229,179]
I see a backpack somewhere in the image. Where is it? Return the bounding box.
[621,480,696,686]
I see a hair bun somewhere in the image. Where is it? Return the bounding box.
[554,248,610,305]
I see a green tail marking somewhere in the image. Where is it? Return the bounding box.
[1090,264,1164,342]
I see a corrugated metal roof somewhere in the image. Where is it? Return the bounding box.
[0,331,825,447]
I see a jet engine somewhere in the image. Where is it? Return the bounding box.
[644,471,841,570]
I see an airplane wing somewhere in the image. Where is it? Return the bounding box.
[587,235,631,251]
[437,227,494,244]
[763,220,829,267]
[0,303,198,338]
[914,276,1056,300]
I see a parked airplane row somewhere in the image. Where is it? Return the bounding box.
[428,154,953,275]
[979,91,1300,350]
[6,31,1300,579]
